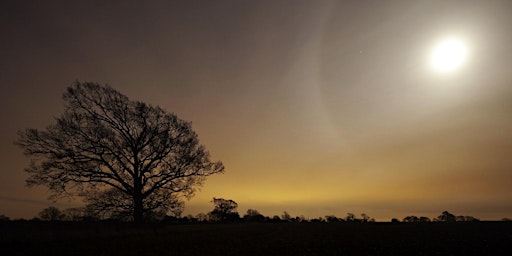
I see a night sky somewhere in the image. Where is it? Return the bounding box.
[2,0,512,221]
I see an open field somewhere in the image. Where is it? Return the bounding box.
[1,221,511,255]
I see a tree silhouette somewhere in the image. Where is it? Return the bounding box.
[281,211,291,222]
[403,216,419,222]
[345,213,356,222]
[271,215,281,222]
[456,215,479,222]
[403,216,431,223]
[209,198,239,221]
[38,206,65,221]
[244,209,265,222]
[0,214,11,222]
[16,82,224,222]
[62,207,86,221]
[437,211,456,222]
[419,216,431,222]
[195,213,209,222]
[325,215,341,223]
[361,213,375,222]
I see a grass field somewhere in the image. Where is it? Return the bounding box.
[1,221,511,255]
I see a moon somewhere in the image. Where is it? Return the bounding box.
[430,38,467,72]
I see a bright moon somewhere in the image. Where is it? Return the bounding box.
[430,38,467,72]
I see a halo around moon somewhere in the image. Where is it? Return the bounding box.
[430,38,467,73]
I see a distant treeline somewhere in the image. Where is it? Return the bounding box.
[2,198,510,223]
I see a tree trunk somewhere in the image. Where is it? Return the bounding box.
[133,177,144,223]
[133,191,144,223]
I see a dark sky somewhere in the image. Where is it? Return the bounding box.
[1,0,512,220]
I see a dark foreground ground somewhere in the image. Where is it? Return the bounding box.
[1,221,511,255]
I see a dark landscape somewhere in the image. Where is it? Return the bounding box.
[2,221,512,256]
[2,2,512,256]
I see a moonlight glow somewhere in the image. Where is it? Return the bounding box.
[430,38,467,72]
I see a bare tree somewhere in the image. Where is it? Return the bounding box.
[38,206,66,221]
[62,207,86,221]
[16,82,224,222]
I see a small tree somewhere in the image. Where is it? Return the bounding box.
[437,211,456,222]
[281,211,291,222]
[244,209,265,222]
[325,215,341,223]
[209,198,239,222]
[345,213,356,222]
[297,215,308,223]
[419,216,431,222]
[195,213,209,222]
[16,82,224,222]
[271,215,281,222]
[403,216,419,222]
[456,215,479,222]
[62,207,85,221]
[39,206,65,221]
[0,214,10,222]
[361,213,374,222]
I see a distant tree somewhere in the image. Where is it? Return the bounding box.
[146,210,168,222]
[82,205,101,221]
[436,211,456,222]
[209,198,239,221]
[281,211,291,222]
[403,216,419,222]
[297,215,308,223]
[325,215,341,223]
[39,206,65,221]
[0,214,10,222]
[456,215,479,222]
[183,214,198,223]
[345,213,356,222]
[62,207,85,221]
[16,82,224,222]
[271,215,281,222]
[310,217,323,223]
[195,213,209,222]
[465,216,479,222]
[419,216,431,222]
[244,209,265,222]
[361,213,375,222]
[391,218,400,223]
[168,202,185,218]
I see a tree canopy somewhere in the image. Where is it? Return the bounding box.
[209,198,239,221]
[16,82,224,222]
